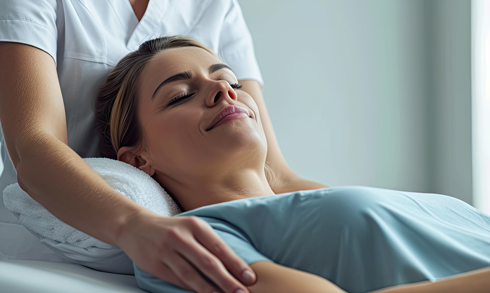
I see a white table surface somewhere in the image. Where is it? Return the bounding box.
[0,259,145,293]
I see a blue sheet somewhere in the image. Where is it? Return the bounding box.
[134,186,490,292]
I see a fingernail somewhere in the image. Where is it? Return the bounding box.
[235,290,246,293]
[242,270,255,283]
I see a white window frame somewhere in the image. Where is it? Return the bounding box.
[471,0,490,214]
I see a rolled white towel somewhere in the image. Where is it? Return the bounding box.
[2,157,182,274]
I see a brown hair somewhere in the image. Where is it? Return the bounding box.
[95,35,276,186]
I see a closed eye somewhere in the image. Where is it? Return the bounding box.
[167,82,242,106]
[168,92,194,105]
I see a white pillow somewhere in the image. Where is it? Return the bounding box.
[2,157,182,274]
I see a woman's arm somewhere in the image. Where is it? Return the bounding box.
[369,266,490,293]
[239,80,329,193]
[249,261,490,293]
[0,42,256,293]
[247,261,346,293]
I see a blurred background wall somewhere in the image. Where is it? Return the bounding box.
[237,0,474,206]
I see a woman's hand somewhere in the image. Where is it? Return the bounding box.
[116,210,256,293]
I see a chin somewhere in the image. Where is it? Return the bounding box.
[222,129,266,150]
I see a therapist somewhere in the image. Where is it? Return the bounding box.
[0,1,327,293]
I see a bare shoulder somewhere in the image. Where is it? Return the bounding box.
[248,261,346,293]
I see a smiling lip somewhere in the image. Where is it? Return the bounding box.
[211,112,248,129]
[207,105,249,131]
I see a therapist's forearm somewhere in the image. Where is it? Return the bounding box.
[16,133,148,246]
[369,266,490,293]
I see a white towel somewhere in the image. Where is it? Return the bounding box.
[2,157,182,249]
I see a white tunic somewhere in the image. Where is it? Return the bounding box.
[0,0,263,262]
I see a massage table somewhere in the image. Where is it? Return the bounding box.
[0,260,144,292]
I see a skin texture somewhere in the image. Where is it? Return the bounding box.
[369,266,490,293]
[128,0,149,22]
[117,46,276,212]
[247,261,346,293]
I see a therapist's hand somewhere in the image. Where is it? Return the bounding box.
[116,210,256,293]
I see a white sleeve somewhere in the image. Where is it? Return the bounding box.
[0,0,58,64]
[218,0,264,89]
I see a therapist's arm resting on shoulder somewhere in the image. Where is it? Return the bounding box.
[0,42,256,293]
[239,80,329,194]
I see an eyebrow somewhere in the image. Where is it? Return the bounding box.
[151,63,234,100]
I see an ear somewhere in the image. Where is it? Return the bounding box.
[117,146,155,176]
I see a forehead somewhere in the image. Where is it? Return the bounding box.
[144,46,221,76]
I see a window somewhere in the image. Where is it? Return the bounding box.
[471,0,490,214]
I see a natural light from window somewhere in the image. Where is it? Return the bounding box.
[471,0,490,215]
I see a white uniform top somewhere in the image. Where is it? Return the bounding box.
[0,0,263,262]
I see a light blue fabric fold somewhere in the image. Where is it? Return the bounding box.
[135,186,490,293]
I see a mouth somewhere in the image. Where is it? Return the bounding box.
[206,105,249,131]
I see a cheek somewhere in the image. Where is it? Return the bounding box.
[146,113,198,152]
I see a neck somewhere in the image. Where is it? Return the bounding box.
[154,167,275,212]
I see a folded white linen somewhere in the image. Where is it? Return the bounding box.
[2,157,182,274]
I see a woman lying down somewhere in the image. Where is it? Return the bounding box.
[95,35,490,293]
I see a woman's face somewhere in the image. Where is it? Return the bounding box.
[132,46,267,180]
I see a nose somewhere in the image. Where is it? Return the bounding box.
[206,80,238,107]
